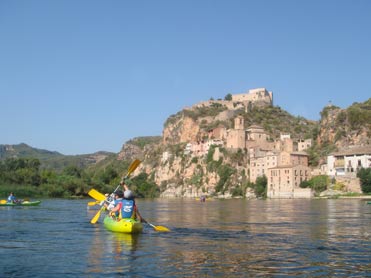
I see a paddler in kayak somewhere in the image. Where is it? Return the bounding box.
[107,192,123,218]
[7,192,16,203]
[108,181,142,222]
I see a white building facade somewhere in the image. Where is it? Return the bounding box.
[327,146,371,176]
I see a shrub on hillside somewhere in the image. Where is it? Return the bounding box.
[357,168,371,193]
[301,175,329,194]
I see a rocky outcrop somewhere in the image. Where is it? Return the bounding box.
[318,105,371,148]
[117,143,143,161]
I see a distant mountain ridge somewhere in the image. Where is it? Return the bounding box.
[0,143,114,171]
[0,143,62,159]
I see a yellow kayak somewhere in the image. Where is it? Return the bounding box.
[103,216,143,234]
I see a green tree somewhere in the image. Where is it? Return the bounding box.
[224,93,232,101]
[131,173,160,198]
[307,175,329,194]
[215,164,235,193]
[97,166,118,185]
[40,169,58,184]
[63,165,82,178]
[357,168,371,193]
[254,175,267,198]
[0,158,41,186]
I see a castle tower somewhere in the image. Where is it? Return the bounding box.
[226,116,246,149]
[234,116,244,130]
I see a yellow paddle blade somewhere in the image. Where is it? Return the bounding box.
[128,159,141,174]
[0,200,7,204]
[124,159,141,180]
[88,189,106,201]
[90,208,103,224]
[87,201,99,206]
[154,225,171,232]
[145,221,171,232]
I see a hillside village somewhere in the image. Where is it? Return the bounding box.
[2,88,369,200]
[124,88,371,199]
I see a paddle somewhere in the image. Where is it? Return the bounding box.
[112,159,141,194]
[89,159,141,224]
[87,201,99,206]
[91,207,105,224]
[0,200,7,204]
[142,218,171,232]
[88,189,106,202]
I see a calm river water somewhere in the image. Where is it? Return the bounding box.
[0,198,370,277]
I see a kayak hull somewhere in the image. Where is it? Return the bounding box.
[103,216,143,234]
[0,200,41,206]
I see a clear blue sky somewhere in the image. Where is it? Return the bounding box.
[1,0,370,155]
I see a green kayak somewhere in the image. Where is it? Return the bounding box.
[103,216,143,234]
[0,200,41,206]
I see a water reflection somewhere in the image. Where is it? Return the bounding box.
[107,232,140,254]
[1,198,369,277]
[134,198,371,276]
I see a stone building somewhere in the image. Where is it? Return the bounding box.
[297,139,312,152]
[278,151,309,167]
[267,164,312,198]
[226,116,246,149]
[327,145,371,176]
[274,134,294,153]
[250,150,279,183]
[231,88,273,107]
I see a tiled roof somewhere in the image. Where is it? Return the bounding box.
[332,145,371,156]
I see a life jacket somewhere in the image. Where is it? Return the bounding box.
[120,199,135,219]
[111,198,122,217]
[113,198,122,206]
[7,195,15,203]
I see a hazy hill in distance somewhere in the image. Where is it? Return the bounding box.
[0,143,114,171]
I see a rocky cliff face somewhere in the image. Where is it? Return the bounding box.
[317,104,371,148]
[163,115,200,145]
[118,97,371,198]
[118,102,251,198]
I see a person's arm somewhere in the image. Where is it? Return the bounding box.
[120,181,129,191]
[110,203,121,214]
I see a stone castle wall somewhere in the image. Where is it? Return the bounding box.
[194,87,273,110]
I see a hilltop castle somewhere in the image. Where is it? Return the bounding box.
[193,87,273,111]
[231,88,273,107]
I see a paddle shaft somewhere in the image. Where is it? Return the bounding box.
[113,159,141,193]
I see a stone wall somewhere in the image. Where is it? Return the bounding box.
[335,176,362,193]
